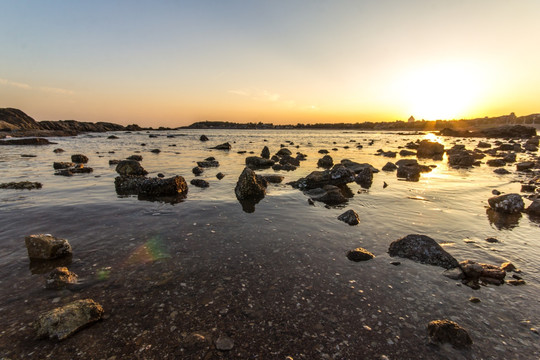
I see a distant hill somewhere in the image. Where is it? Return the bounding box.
[0,108,42,130]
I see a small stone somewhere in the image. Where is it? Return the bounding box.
[150,149,161,154]
[347,248,374,262]
[190,179,209,188]
[390,261,401,266]
[337,209,360,225]
[485,237,499,243]
[199,135,209,141]
[215,335,234,351]
[184,332,208,350]
[469,297,481,303]
[427,319,472,348]
[216,172,225,180]
[500,262,516,272]
[507,279,526,286]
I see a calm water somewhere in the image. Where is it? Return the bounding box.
[0,129,539,359]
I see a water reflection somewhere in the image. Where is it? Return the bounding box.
[29,255,72,274]
[486,208,521,230]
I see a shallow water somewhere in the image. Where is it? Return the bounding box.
[0,129,539,359]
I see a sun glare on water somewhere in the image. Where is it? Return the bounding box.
[397,62,487,121]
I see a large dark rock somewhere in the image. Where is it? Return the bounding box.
[290,165,355,190]
[25,234,72,260]
[245,156,275,169]
[355,167,373,188]
[488,193,524,214]
[427,320,472,348]
[317,155,333,168]
[516,161,535,171]
[388,234,459,269]
[71,154,88,163]
[211,142,231,150]
[115,160,148,176]
[416,140,444,159]
[305,185,348,205]
[527,199,540,216]
[115,175,188,198]
[347,247,374,261]
[35,299,104,341]
[276,148,292,157]
[448,150,476,168]
[234,167,267,201]
[338,209,359,225]
[261,146,270,159]
[0,137,55,145]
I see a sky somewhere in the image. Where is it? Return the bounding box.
[1,0,539,127]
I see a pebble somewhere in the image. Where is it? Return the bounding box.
[215,335,234,351]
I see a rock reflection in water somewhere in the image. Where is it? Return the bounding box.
[486,208,522,230]
[29,255,73,275]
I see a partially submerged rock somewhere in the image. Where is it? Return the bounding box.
[234,167,267,201]
[427,319,472,348]
[355,167,373,188]
[488,193,524,214]
[262,174,284,183]
[46,267,78,290]
[245,156,274,169]
[0,181,42,190]
[0,137,55,146]
[347,247,374,262]
[197,159,219,168]
[416,140,444,159]
[261,146,270,159]
[527,199,540,216]
[115,175,188,198]
[115,160,148,176]
[71,154,88,163]
[190,179,209,188]
[289,165,355,190]
[317,155,333,168]
[35,299,104,341]
[305,185,349,205]
[338,209,359,225]
[53,162,75,169]
[199,135,209,141]
[388,234,459,269]
[25,234,72,260]
[459,260,506,286]
[211,142,231,150]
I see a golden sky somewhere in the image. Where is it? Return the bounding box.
[1,1,539,127]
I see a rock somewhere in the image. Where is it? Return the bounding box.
[0,138,55,145]
[53,162,75,169]
[25,234,72,260]
[199,135,209,141]
[46,267,78,290]
[53,148,65,153]
[109,160,120,165]
[486,159,506,167]
[416,140,444,159]
[399,149,416,156]
[427,320,472,348]
[500,262,516,272]
[382,162,397,171]
[355,167,373,188]
[234,167,267,201]
[127,154,143,161]
[485,237,499,243]
[442,267,464,280]
[305,185,348,205]
[262,174,284,183]
[245,156,274,169]
[150,149,161,154]
[0,108,41,130]
[377,150,397,158]
[527,199,540,215]
[508,279,526,286]
[388,234,459,269]
[0,181,42,190]
[276,148,292,157]
[115,160,148,176]
[318,149,329,154]
[469,297,481,303]
[190,179,209,188]
[35,299,104,341]
[290,165,355,190]
[216,172,225,180]
[272,163,297,171]
[192,166,203,176]
[317,155,334,168]
[477,141,492,148]
[521,184,536,192]
[115,175,188,198]
[346,247,374,262]
[488,193,524,213]
[338,209,359,225]
[157,173,165,178]
[448,150,476,168]
[482,125,536,139]
[459,260,506,285]
[261,146,270,159]
[397,162,421,181]
[184,332,208,350]
[503,152,516,163]
[279,155,300,166]
[516,161,535,171]
[494,168,510,175]
[215,335,234,351]
[197,160,220,168]
[340,160,379,174]
[54,169,73,176]
[107,135,119,139]
[211,142,231,150]
[71,154,88,163]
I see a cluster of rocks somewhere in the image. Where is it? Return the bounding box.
[0,181,42,190]
[54,154,93,176]
[24,234,104,340]
[192,156,220,179]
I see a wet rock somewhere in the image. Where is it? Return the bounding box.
[212,142,231,150]
[396,162,421,181]
[46,267,78,290]
[493,168,510,175]
[427,320,472,348]
[272,163,297,171]
[279,155,300,166]
[338,209,359,225]
[469,297,481,303]
[448,150,476,168]
[485,237,499,243]
[53,148,65,153]
[500,262,516,272]
[215,335,234,351]
[197,160,219,168]
[245,156,274,169]
[25,234,72,260]
[276,148,292,157]
[107,135,119,139]
[115,175,188,198]
[109,160,120,165]
[486,159,506,167]
[399,149,416,156]
[503,152,516,163]
[127,154,143,161]
[190,179,209,188]
[216,172,225,180]
[150,148,161,154]
[305,185,348,205]
[416,140,444,159]
[115,160,148,176]
[317,155,333,168]
[54,169,73,177]
[382,162,397,171]
[318,149,329,154]
[340,159,379,174]
[53,162,75,169]
[477,141,491,148]
[355,167,373,188]
[0,181,42,190]
[516,161,535,171]
[442,267,464,280]
[521,184,536,192]
[0,137,55,145]
[71,154,88,163]
[289,165,355,190]
[192,166,203,176]
[527,199,540,215]
[35,299,104,341]
[508,279,526,286]
[377,150,397,158]
[199,135,209,141]
[388,234,459,269]
[488,193,524,213]
[459,260,506,285]
[234,167,267,201]
[261,146,270,159]
[262,174,284,183]
[346,247,374,262]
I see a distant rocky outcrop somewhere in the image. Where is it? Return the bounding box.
[39,120,125,133]
[440,125,536,139]
[0,108,41,130]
